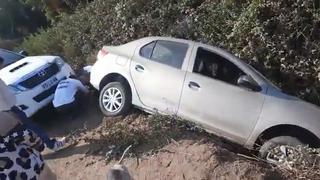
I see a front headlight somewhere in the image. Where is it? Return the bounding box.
[8,84,27,95]
[55,57,65,68]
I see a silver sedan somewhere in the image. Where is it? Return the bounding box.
[90,37,320,162]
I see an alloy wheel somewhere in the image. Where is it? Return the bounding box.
[102,87,123,112]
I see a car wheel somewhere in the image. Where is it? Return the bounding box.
[99,82,131,116]
[259,136,303,164]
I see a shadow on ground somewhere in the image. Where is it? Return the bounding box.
[31,92,104,138]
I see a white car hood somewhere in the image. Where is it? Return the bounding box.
[0,56,58,85]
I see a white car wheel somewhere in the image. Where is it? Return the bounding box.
[102,87,123,112]
[259,136,303,164]
[99,82,131,116]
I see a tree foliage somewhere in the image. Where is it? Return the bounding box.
[0,0,47,39]
[22,0,92,21]
[19,0,320,104]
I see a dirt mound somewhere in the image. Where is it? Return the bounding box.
[128,140,283,180]
[42,110,285,180]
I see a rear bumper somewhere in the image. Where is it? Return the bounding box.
[90,54,119,91]
[16,63,74,117]
[90,60,105,91]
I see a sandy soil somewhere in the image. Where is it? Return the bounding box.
[31,95,285,180]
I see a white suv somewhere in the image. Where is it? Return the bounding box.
[0,49,74,117]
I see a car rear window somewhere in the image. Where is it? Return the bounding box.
[0,50,25,68]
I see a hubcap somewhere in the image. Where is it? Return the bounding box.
[266,145,289,164]
[102,87,123,112]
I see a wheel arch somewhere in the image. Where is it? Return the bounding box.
[99,73,132,100]
[254,124,320,148]
[99,73,129,90]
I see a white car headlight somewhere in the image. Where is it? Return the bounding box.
[8,84,27,95]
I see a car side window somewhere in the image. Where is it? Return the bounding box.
[140,40,189,69]
[193,47,245,86]
[139,41,156,59]
[151,41,188,69]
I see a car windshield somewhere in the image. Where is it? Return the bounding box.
[0,50,25,68]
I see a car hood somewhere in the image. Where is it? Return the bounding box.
[260,86,320,140]
[267,86,320,122]
[0,56,58,85]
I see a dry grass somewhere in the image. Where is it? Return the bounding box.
[269,145,320,179]
[69,113,199,157]
[66,113,320,179]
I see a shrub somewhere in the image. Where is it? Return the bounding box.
[19,0,320,105]
[19,28,62,55]
[227,0,320,104]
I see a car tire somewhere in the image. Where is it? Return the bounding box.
[259,136,303,163]
[99,82,131,117]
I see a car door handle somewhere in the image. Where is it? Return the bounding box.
[188,81,200,90]
[135,64,145,72]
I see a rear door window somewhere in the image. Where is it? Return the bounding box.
[140,40,189,69]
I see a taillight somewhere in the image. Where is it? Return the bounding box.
[97,48,108,59]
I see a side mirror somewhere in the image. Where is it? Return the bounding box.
[19,50,29,56]
[237,75,262,92]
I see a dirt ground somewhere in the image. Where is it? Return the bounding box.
[32,94,285,180]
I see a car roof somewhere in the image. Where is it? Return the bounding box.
[140,36,195,44]
[139,36,233,55]
[136,36,272,88]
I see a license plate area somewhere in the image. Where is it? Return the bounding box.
[41,76,58,90]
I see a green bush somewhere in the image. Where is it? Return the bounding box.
[19,0,320,105]
[19,28,62,55]
[19,0,241,68]
[228,0,320,104]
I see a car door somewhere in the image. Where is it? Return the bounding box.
[130,39,194,114]
[178,45,266,144]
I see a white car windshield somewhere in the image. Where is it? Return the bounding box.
[0,49,25,68]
